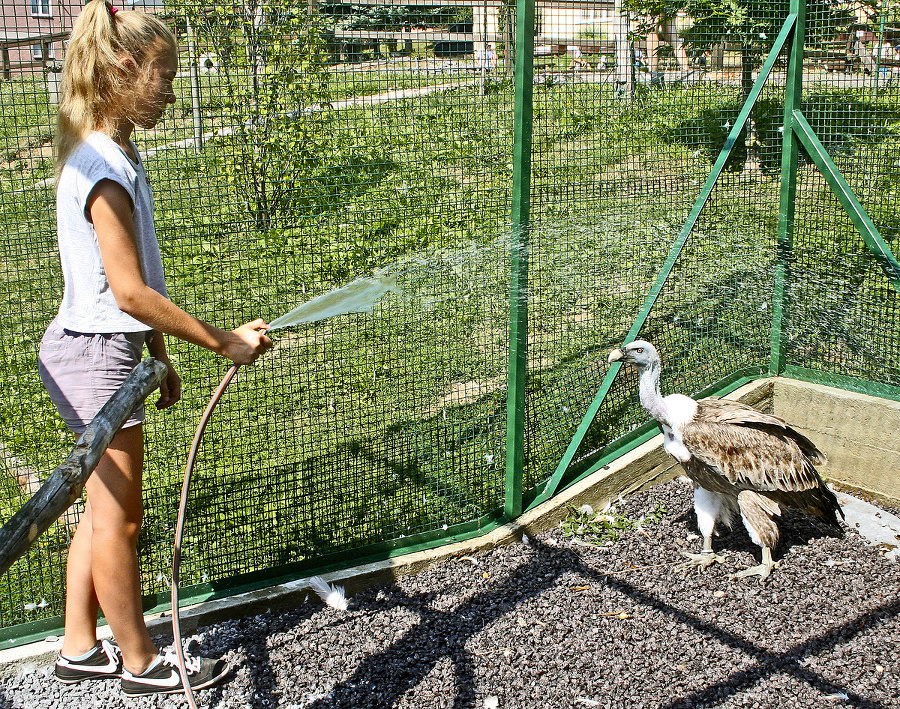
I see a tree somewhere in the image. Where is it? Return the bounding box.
[175,2,334,229]
[623,0,862,175]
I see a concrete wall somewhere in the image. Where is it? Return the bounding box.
[771,378,900,507]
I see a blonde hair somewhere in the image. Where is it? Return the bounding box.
[55,0,176,175]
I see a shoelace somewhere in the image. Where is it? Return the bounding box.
[161,648,201,675]
[100,639,122,662]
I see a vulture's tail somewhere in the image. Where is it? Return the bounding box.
[776,479,844,528]
[810,482,844,528]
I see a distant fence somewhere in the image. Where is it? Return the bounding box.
[0,30,66,79]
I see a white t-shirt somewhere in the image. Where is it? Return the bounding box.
[54,131,167,333]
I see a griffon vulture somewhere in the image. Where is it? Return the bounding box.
[608,340,843,578]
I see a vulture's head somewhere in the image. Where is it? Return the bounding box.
[607,340,660,370]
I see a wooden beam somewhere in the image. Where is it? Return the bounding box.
[0,358,167,577]
[334,30,488,42]
[0,31,69,51]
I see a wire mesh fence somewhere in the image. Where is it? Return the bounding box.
[0,0,898,644]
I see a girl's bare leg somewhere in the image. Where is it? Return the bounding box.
[60,424,158,674]
[60,500,100,657]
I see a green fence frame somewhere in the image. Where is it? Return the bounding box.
[504,0,536,521]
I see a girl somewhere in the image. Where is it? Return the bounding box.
[40,0,272,697]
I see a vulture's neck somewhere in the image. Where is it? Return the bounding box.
[638,359,670,427]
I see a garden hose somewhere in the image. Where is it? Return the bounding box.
[171,362,241,709]
[167,274,397,707]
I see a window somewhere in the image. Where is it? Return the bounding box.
[30,0,52,18]
[32,43,55,60]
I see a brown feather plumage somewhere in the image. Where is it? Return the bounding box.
[609,339,844,574]
[681,397,843,527]
[694,398,826,465]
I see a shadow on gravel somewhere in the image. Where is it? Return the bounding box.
[657,602,900,709]
[302,537,896,709]
[653,592,900,709]
[674,506,846,567]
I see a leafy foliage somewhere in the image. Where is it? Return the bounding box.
[560,501,665,545]
[624,0,861,56]
[175,2,343,229]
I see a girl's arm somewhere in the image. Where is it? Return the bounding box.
[88,179,272,365]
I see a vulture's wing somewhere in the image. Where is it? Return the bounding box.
[680,398,825,493]
[697,398,825,464]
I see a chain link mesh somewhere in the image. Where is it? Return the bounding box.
[0,0,897,642]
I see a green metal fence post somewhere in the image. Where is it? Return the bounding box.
[770,0,806,375]
[504,0,536,520]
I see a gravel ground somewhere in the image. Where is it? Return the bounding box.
[3,477,899,709]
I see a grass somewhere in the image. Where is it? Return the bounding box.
[0,80,54,190]
[0,66,898,636]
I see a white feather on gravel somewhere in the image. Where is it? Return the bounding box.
[308,576,348,610]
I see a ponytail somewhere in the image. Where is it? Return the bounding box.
[55,0,176,177]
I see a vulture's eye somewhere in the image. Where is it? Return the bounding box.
[635,347,644,353]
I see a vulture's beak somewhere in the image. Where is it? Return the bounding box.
[608,348,625,364]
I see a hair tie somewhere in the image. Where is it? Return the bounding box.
[109,5,118,15]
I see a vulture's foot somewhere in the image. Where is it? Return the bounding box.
[732,548,780,580]
[675,551,727,574]
[732,559,780,580]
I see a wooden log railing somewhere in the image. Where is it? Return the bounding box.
[0,358,167,577]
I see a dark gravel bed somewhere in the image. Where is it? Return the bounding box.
[3,478,899,709]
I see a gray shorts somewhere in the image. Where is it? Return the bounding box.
[38,318,149,435]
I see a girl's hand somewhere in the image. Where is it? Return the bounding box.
[146,331,182,409]
[156,361,182,409]
[221,319,273,365]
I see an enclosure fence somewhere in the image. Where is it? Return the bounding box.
[1,0,898,646]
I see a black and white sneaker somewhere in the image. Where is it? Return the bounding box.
[54,639,123,683]
[120,650,229,697]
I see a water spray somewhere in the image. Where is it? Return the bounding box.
[170,272,399,708]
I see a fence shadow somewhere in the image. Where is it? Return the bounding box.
[264,535,892,709]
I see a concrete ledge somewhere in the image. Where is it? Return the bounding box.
[770,378,900,507]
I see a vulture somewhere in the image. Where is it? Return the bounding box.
[608,340,843,578]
